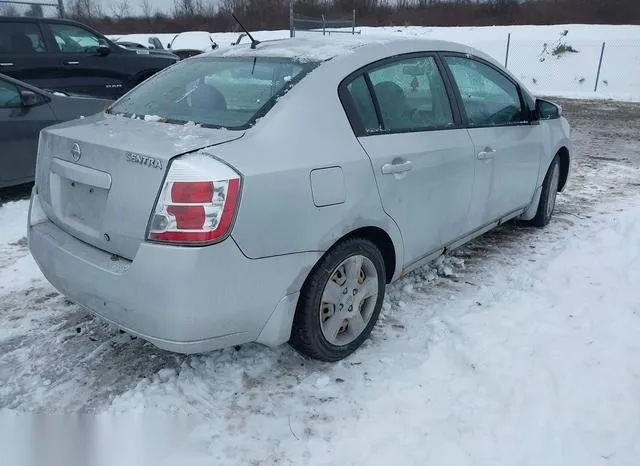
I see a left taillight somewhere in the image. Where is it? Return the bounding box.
[147,155,241,246]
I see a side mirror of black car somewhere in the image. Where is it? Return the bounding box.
[97,44,111,56]
[20,90,42,107]
[535,98,562,120]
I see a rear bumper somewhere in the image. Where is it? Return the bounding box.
[28,190,320,354]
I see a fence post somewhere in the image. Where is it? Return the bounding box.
[352,9,356,35]
[57,0,65,17]
[594,42,606,92]
[504,33,511,68]
[289,2,294,38]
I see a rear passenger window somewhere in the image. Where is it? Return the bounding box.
[0,22,46,54]
[346,76,379,133]
[444,56,526,127]
[367,56,454,132]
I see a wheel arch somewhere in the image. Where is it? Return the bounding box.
[338,226,398,284]
[256,224,401,349]
[556,146,570,192]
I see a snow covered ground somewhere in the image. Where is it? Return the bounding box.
[1,98,639,465]
[111,24,640,101]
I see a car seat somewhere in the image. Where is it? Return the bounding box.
[11,33,35,53]
[374,81,411,130]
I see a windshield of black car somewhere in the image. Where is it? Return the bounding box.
[107,57,316,129]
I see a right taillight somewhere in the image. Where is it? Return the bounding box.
[147,156,241,246]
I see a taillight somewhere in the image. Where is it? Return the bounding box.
[147,155,241,245]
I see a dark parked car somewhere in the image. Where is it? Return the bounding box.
[0,73,110,188]
[0,16,179,99]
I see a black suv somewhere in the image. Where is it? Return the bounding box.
[0,17,179,99]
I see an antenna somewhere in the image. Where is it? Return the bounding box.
[231,13,260,50]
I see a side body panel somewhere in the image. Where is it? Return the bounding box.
[0,103,57,188]
[216,60,405,279]
[359,130,476,266]
[465,125,543,223]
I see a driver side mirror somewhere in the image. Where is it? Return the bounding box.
[97,44,111,56]
[535,98,562,120]
[20,90,43,107]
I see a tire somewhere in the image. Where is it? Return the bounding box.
[289,238,386,362]
[526,154,561,227]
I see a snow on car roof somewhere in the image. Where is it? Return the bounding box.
[170,31,218,52]
[216,36,398,62]
[213,35,471,63]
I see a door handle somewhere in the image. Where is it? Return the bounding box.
[64,61,80,65]
[477,146,497,160]
[382,160,413,175]
[0,62,14,67]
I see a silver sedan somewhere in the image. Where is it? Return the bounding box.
[28,37,571,361]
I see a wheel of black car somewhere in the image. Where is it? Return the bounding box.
[527,154,561,227]
[289,238,386,362]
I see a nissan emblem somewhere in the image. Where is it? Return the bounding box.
[71,143,81,162]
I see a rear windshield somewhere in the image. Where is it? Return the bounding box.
[107,57,316,129]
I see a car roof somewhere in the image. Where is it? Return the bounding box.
[212,36,475,63]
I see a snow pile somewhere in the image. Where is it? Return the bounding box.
[0,200,41,298]
[168,31,218,52]
[93,197,640,465]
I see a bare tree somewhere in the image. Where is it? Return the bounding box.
[218,0,247,14]
[68,0,102,18]
[109,0,130,18]
[140,0,153,17]
[25,3,45,17]
[173,0,205,17]
[0,4,20,16]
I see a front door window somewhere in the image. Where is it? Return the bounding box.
[444,56,526,126]
[49,23,102,53]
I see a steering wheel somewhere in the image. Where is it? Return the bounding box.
[486,105,519,125]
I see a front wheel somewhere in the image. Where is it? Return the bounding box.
[289,238,386,362]
[526,155,561,227]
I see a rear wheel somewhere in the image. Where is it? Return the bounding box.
[289,238,386,362]
[527,154,561,227]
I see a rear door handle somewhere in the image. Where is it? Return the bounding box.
[0,62,14,67]
[477,146,497,160]
[382,160,413,175]
[64,61,80,65]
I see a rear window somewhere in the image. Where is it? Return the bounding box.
[107,57,317,130]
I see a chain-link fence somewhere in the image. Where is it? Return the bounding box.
[289,3,359,38]
[472,34,640,98]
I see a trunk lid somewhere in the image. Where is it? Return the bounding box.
[36,113,243,259]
